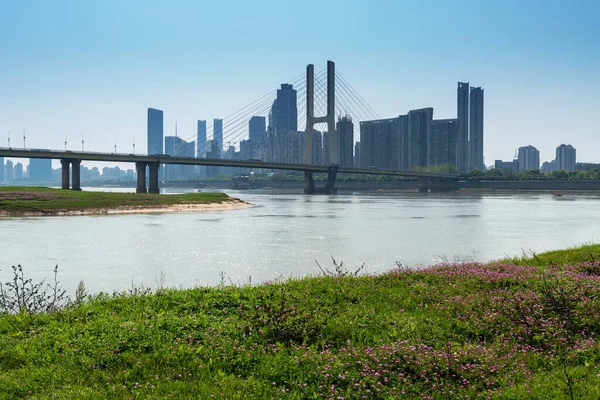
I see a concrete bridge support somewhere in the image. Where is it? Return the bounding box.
[71,159,81,190]
[303,166,338,194]
[61,159,70,190]
[136,162,147,194]
[148,162,160,194]
[304,172,316,194]
[60,158,81,190]
[418,177,428,193]
[418,177,459,193]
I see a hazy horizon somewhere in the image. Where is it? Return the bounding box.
[1,0,599,170]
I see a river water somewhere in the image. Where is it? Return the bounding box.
[1,188,599,294]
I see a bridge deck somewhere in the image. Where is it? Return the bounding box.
[0,148,459,180]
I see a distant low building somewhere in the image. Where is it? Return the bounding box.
[576,162,600,171]
[494,159,519,174]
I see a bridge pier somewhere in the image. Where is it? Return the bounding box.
[136,162,147,194]
[61,159,70,190]
[148,162,160,194]
[418,176,428,193]
[71,159,81,190]
[303,166,338,195]
[304,171,316,194]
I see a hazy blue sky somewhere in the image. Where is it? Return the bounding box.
[1,0,599,169]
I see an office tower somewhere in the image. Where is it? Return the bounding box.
[469,87,484,170]
[240,140,252,160]
[556,144,576,171]
[197,120,207,157]
[147,108,164,155]
[213,119,223,157]
[4,160,13,182]
[428,119,458,167]
[0,157,4,182]
[336,116,354,167]
[14,162,23,180]
[457,82,469,174]
[518,145,540,171]
[407,108,433,169]
[165,136,195,179]
[354,142,361,168]
[269,84,298,133]
[249,116,266,144]
[29,158,52,182]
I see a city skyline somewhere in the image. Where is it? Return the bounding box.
[1,0,599,169]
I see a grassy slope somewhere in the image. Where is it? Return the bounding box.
[1,246,600,399]
[0,187,233,214]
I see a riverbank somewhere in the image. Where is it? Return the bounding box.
[0,186,252,217]
[1,244,600,399]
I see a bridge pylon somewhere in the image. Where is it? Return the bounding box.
[304,61,338,165]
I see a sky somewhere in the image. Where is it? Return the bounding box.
[1,0,599,170]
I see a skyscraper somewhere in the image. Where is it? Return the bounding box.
[336,116,354,167]
[29,158,52,182]
[556,144,576,171]
[213,119,223,157]
[457,82,469,174]
[0,157,4,182]
[518,145,540,171]
[428,119,458,167]
[407,108,433,169]
[269,84,298,133]
[197,120,207,157]
[147,108,164,155]
[469,87,484,170]
[249,116,266,144]
[359,117,406,170]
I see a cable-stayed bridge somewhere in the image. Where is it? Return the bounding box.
[0,61,459,194]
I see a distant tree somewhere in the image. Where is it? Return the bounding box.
[467,168,485,179]
[551,170,568,179]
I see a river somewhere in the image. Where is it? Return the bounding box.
[1,188,599,294]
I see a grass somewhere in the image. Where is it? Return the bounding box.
[499,242,600,266]
[0,186,235,215]
[1,245,600,399]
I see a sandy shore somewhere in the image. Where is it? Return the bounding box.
[0,198,253,217]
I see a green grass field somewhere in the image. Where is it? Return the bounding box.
[0,186,234,214]
[1,245,600,399]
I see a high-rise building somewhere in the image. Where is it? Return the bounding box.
[4,160,13,182]
[249,116,266,145]
[269,84,298,133]
[165,136,196,180]
[457,82,469,174]
[354,142,361,168]
[14,162,24,180]
[359,116,408,170]
[311,131,323,165]
[518,145,540,171]
[29,158,52,182]
[407,108,433,170]
[147,108,164,155]
[336,116,354,167]
[469,87,484,171]
[428,119,458,167]
[0,157,4,182]
[213,119,223,157]
[197,120,207,157]
[556,144,576,171]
